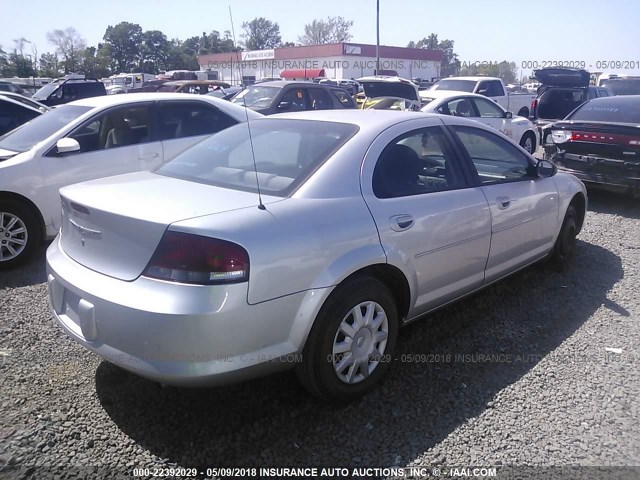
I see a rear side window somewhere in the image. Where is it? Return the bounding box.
[308,88,332,110]
[373,126,465,198]
[331,88,354,107]
[158,103,237,140]
[157,119,358,196]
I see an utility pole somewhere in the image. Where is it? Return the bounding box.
[375,0,380,75]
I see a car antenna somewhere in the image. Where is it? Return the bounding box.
[229,5,266,210]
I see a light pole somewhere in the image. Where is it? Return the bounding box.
[375,0,380,75]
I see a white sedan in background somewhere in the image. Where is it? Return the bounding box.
[0,93,261,269]
[420,91,539,154]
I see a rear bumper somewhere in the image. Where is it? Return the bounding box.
[46,236,329,387]
[554,153,640,193]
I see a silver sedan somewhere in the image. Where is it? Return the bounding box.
[46,110,587,401]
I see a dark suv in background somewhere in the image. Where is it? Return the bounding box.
[32,75,106,107]
[230,81,356,115]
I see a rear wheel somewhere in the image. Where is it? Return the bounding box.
[517,107,529,117]
[551,204,578,270]
[296,277,399,402]
[0,201,41,270]
[519,132,536,154]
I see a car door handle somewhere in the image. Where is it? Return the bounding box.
[496,196,511,210]
[139,153,160,160]
[390,214,414,232]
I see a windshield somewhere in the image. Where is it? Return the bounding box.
[432,79,476,93]
[567,98,640,124]
[231,86,281,109]
[0,105,91,152]
[600,79,640,96]
[32,82,60,100]
[157,119,358,196]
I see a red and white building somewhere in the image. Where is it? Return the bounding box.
[198,42,443,84]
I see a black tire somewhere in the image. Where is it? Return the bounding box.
[517,107,529,118]
[519,132,536,154]
[551,204,578,270]
[295,276,399,402]
[0,200,42,270]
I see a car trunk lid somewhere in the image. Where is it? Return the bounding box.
[59,171,279,281]
[534,68,591,88]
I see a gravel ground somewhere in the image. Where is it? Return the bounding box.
[1,189,639,479]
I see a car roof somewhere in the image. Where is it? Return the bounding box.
[260,109,443,129]
[253,81,324,88]
[67,92,221,108]
[440,76,497,82]
[420,90,487,100]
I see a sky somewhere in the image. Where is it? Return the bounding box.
[3,0,640,77]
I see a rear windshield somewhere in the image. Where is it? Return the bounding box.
[156,119,358,196]
[600,79,640,96]
[32,82,60,100]
[567,99,640,123]
[432,79,476,93]
[231,85,281,109]
[0,104,91,152]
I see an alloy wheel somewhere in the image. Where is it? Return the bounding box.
[0,212,28,262]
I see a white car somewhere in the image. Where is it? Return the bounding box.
[420,91,539,154]
[0,93,261,269]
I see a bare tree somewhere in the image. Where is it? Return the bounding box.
[46,27,86,73]
[298,17,353,45]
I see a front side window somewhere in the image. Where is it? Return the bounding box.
[69,104,152,152]
[452,126,534,184]
[473,97,504,118]
[279,89,307,111]
[373,127,465,198]
[158,102,237,140]
[439,98,475,117]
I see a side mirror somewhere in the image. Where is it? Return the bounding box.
[56,138,80,155]
[535,159,557,178]
[277,101,291,111]
[505,111,513,119]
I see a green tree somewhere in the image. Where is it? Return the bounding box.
[39,52,60,77]
[407,34,460,77]
[298,17,353,45]
[459,60,518,84]
[241,18,282,50]
[46,28,86,73]
[103,22,143,72]
[140,30,170,73]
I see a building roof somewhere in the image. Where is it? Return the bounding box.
[199,42,443,64]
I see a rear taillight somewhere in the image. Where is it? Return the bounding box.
[530,99,538,116]
[552,130,640,146]
[552,130,573,143]
[143,231,249,285]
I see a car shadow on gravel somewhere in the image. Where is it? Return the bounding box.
[586,188,640,219]
[0,243,49,289]
[95,239,624,467]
